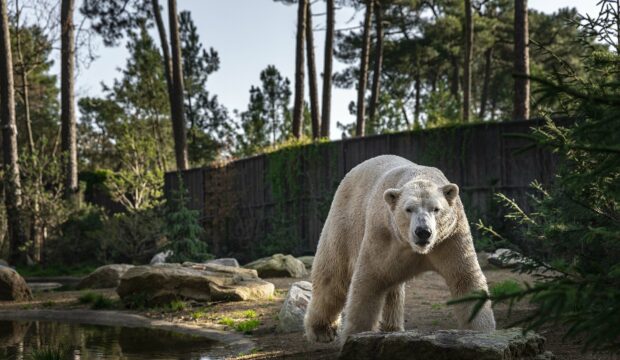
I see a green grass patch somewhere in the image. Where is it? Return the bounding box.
[240,310,257,319]
[235,319,260,333]
[431,303,443,310]
[78,292,115,309]
[191,310,208,320]
[41,301,55,308]
[490,279,524,297]
[219,316,235,327]
[16,264,97,277]
[166,299,187,312]
[28,346,72,360]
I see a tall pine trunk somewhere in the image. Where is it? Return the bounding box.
[168,0,189,169]
[151,0,177,161]
[479,46,493,119]
[367,1,384,134]
[306,1,320,139]
[292,0,307,139]
[513,0,530,121]
[450,55,459,97]
[414,70,421,128]
[355,0,373,137]
[61,0,78,200]
[320,0,334,138]
[0,0,27,265]
[463,0,473,122]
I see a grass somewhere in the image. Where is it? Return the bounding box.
[167,299,187,312]
[41,301,55,308]
[78,291,116,310]
[490,279,524,297]
[431,303,443,310]
[28,346,72,360]
[16,264,97,277]
[218,311,261,333]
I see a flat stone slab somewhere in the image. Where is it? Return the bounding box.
[27,282,63,292]
[340,328,553,360]
[77,264,134,289]
[244,254,307,278]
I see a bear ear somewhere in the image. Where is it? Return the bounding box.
[383,188,402,211]
[442,184,459,205]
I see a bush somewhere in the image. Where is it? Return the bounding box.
[454,3,620,352]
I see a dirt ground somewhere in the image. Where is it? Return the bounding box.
[2,268,618,360]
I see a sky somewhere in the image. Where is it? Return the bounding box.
[64,0,601,140]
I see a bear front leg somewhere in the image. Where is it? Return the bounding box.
[431,235,496,332]
[380,283,405,332]
[339,272,387,344]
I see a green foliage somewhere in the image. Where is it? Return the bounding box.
[78,292,116,310]
[104,208,166,264]
[164,180,210,263]
[218,316,235,327]
[240,310,257,319]
[78,292,98,304]
[490,280,523,298]
[121,292,150,310]
[453,3,620,352]
[234,319,260,333]
[28,346,72,360]
[165,299,187,312]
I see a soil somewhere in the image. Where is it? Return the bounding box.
[1,268,618,360]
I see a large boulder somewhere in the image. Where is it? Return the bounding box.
[277,281,312,333]
[339,328,553,360]
[0,259,8,267]
[297,256,314,271]
[117,263,274,306]
[77,264,134,290]
[477,252,493,270]
[488,249,528,269]
[244,254,307,278]
[205,258,240,268]
[0,267,32,301]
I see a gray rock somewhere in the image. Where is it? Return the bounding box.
[150,250,173,265]
[477,252,493,270]
[206,258,240,268]
[339,328,552,360]
[488,249,528,268]
[297,256,314,270]
[28,282,63,292]
[0,259,8,267]
[117,263,274,306]
[77,264,134,290]
[0,267,32,301]
[277,281,312,333]
[244,254,307,278]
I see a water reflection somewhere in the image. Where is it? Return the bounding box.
[0,320,226,359]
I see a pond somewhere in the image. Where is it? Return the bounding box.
[0,320,231,359]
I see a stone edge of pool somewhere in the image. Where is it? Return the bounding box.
[0,309,255,355]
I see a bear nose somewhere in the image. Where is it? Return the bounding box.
[415,227,431,243]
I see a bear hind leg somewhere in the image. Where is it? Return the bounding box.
[380,283,405,332]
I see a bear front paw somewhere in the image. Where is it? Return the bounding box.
[307,323,338,343]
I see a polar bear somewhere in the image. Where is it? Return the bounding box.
[304,155,495,344]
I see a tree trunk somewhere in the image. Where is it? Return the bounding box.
[320,0,334,138]
[367,1,384,134]
[305,1,320,139]
[14,0,34,153]
[292,0,307,139]
[414,70,421,128]
[168,0,189,169]
[61,0,78,200]
[0,0,27,265]
[479,46,493,119]
[450,55,459,97]
[355,0,373,137]
[463,0,473,122]
[513,0,530,121]
[151,0,177,140]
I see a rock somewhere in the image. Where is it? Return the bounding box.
[150,250,174,265]
[488,249,528,268]
[297,256,314,270]
[477,252,493,270]
[28,282,63,292]
[117,263,274,306]
[77,264,134,290]
[339,328,552,360]
[205,258,240,268]
[0,259,8,267]
[244,254,307,278]
[0,321,30,347]
[0,267,33,301]
[277,281,312,333]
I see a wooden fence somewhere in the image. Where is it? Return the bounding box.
[164,119,566,263]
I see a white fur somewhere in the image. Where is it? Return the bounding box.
[304,155,495,345]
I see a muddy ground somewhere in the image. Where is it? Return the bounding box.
[1,268,618,360]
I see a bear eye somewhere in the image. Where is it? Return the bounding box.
[405,207,413,213]
[433,208,440,213]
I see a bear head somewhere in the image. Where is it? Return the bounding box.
[383,180,459,254]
